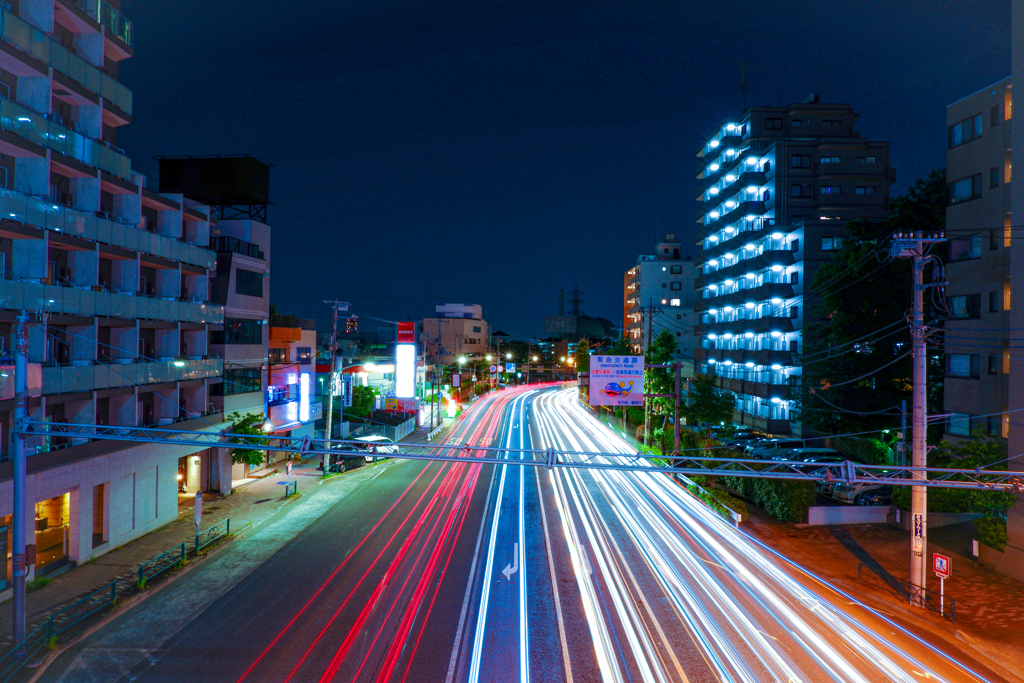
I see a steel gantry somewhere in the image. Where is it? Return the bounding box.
[20,421,1024,492]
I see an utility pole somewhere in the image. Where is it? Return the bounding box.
[323,300,349,458]
[12,311,28,650]
[892,230,944,602]
[674,360,681,453]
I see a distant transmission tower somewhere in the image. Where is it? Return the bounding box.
[569,283,584,318]
[558,289,565,316]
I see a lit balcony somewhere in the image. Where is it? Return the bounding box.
[42,358,222,394]
[0,7,132,114]
[0,279,224,324]
[0,188,214,269]
[0,97,130,178]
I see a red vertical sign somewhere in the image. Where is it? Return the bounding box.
[397,322,415,344]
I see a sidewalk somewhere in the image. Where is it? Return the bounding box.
[0,419,456,656]
[742,505,1024,680]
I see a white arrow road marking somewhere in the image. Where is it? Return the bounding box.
[502,543,520,581]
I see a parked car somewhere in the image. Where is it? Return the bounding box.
[725,432,761,449]
[833,480,890,504]
[748,439,808,460]
[857,485,893,506]
[320,449,365,474]
[352,435,399,463]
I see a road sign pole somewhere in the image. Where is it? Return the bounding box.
[940,577,944,615]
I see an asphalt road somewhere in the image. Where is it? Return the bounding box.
[40,385,1015,683]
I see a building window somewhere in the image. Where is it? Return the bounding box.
[676,313,682,319]
[670,298,681,306]
[235,268,264,297]
[789,340,799,353]
[821,237,844,251]
[214,318,264,345]
[855,156,877,164]
[947,354,980,378]
[819,185,840,195]
[1006,85,1013,120]
[670,265,682,274]
[854,186,876,195]
[1006,214,1014,247]
[990,230,1000,251]
[823,119,842,126]
[990,291,1000,313]
[765,117,784,130]
[473,325,481,333]
[948,173,982,204]
[947,413,971,436]
[791,184,812,198]
[297,347,312,365]
[268,348,287,364]
[791,238,800,252]
[790,271,800,285]
[991,104,1001,127]
[790,305,799,319]
[1006,150,1013,183]
[948,114,983,148]
[991,167,1000,189]
[989,354,999,375]
[670,282,682,291]
[791,119,808,127]
[949,234,982,261]
[1005,276,1012,311]
[947,294,981,319]
[216,368,262,395]
[790,154,811,168]
[820,156,841,164]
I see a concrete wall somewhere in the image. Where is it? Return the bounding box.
[1008,0,1024,584]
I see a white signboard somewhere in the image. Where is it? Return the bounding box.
[589,355,644,407]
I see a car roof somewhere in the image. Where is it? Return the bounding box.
[353,435,395,443]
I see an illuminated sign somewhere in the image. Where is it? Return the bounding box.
[505,363,515,374]
[589,355,645,407]
[385,397,419,412]
[395,343,416,398]
[299,372,310,422]
[397,322,415,344]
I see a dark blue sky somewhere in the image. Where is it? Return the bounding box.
[120,0,1010,337]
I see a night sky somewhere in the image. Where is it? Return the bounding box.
[120,0,1010,338]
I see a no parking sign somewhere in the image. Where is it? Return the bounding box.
[933,553,951,579]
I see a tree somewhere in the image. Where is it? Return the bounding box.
[577,339,590,403]
[891,433,1016,550]
[606,336,633,356]
[680,374,737,434]
[793,170,947,436]
[347,385,377,419]
[225,411,269,467]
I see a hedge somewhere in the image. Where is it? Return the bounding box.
[720,473,815,524]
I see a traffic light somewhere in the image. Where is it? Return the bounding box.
[345,316,359,333]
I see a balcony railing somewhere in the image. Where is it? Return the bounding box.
[42,358,222,394]
[0,278,224,324]
[211,235,264,260]
[69,0,134,47]
[0,97,130,178]
[0,7,132,113]
[0,188,214,269]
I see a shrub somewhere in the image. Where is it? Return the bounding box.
[721,471,815,524]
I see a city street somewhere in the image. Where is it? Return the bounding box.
[40,387,1015,682]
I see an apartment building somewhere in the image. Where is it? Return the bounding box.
[0,0,228,588]
[694,97,893,435]
[623,234,698,374]
[945,78,1013,441]
[422,303,489,364]
[267,313,320,443]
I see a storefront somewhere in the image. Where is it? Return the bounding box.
[35,493,70,575]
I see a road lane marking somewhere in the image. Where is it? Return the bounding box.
[534,464,574,683]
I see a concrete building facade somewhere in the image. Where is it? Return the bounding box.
[623,234,698,373]
[422,303,489,365]
[0,0,230,591]
[694,99,894,435]
[945,78,1013,442]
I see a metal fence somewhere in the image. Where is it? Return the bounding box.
[138,542,185,588]
[348,417,416,443]
[857,562,956,623]
[195,518,230,555]
[0,581,116,683]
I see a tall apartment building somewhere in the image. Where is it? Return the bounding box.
[0,1,229,589]
[694,97,893,435]
[623,234,698,372]
[945,78,1013,442]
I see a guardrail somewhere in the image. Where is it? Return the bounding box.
[138,542,185,588]
[426,423,445,441]
[0,581,116,682]
[857,562,956,623]
[195,518,230,555]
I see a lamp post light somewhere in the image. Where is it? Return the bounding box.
[457,356,466,402]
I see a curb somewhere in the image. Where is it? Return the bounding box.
[827,577,1024,683]
[23,531,239,683]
